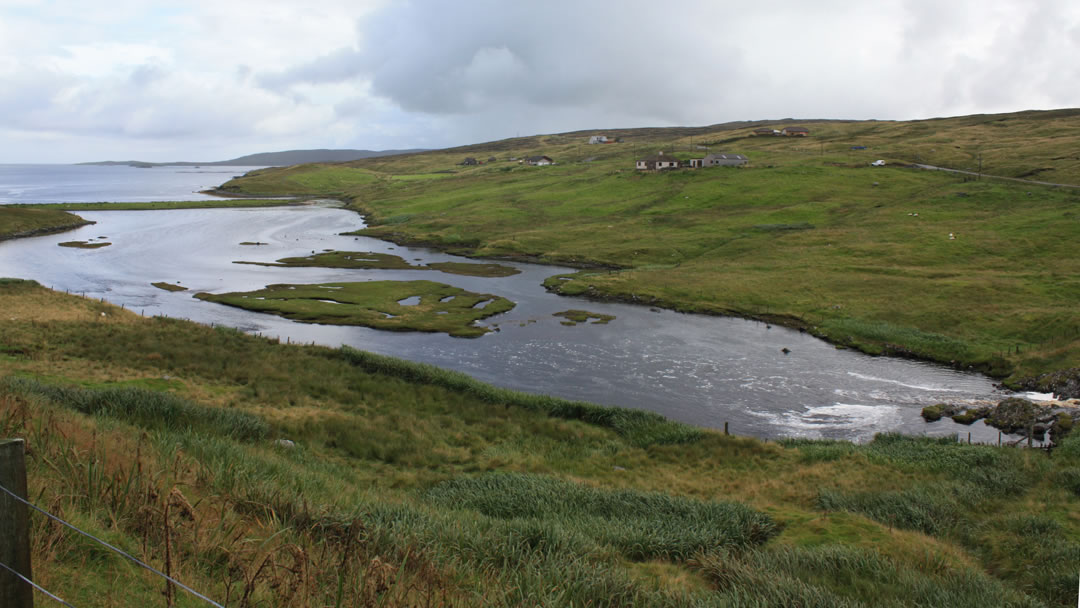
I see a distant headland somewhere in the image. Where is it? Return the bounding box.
[77,148,429,168]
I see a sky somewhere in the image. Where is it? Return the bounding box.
[2,0,1079,163]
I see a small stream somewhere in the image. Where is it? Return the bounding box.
[0,204,1019,441]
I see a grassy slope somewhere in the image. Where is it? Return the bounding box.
[219,109,1080,381]
[3,279,1080,606]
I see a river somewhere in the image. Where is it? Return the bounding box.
[0,189,1019,442]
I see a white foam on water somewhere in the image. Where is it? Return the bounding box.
[748,402,904,439]
[847,371,963,392]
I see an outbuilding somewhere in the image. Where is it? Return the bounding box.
[702,153,748,167]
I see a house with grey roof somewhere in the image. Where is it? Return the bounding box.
[695,153,747,167]
[782,126,810,136]
[525,155,554,166]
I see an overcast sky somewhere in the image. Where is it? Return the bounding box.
[2,0,1079,163]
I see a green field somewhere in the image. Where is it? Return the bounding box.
[3,279,1080,606]
[218,109,1080,383]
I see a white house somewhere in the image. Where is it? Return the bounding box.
[636,151,681,171]
[588,135,609,144]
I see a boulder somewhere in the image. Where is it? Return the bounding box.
[921,403,956,422]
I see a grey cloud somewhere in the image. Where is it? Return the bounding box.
[257,46,364,91]
[260,0,746,126]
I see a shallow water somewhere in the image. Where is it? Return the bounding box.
[0,204,1016,442]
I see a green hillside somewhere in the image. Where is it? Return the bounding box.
[219,109,1080,382]
[5,110,1080,606]
[3,279,1080,607]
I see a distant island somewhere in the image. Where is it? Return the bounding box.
[78,148,429,168]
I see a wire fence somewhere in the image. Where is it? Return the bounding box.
[0,559,76,607]
[0,482,224,608]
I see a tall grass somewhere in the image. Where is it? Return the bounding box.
[862,433,1035,495]
[695,545,1046,607]
[425,472,777,560]
[818,317,975,362]
[2,376,268,441]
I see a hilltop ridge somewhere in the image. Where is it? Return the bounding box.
[78,147,429,168]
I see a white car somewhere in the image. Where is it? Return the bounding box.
[871,160,886,167]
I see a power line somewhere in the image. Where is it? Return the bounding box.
[0,560,76,608]
[0,483,224,608]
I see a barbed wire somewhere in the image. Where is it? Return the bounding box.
[0,559,77,608]
[0,483,224,608]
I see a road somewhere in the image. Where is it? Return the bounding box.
[910,163,1080,189]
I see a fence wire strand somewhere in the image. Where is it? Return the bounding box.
[0,483,225,608]
[0,559,77,608]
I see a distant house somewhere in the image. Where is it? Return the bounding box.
[782,126,810,137]
[753,128,776,136]
[636,151,681,171]
[488,156,497,162]
[692,153,748,168]
[525,155,554,166]
[460,157,480,166]
[588,135,609,144]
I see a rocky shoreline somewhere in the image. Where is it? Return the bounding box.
[923,396,1078,445]
[1014,368,1080,400]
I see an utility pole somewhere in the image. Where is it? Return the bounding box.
[0,439,32,608]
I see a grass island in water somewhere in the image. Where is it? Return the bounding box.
[195,279,515,337]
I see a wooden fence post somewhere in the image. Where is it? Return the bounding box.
[0,438,33,608]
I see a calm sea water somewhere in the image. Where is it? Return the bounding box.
[0,164,261,204]
[0,164,1022,441]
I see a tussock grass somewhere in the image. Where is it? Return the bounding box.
[425,472,777,559]
[695,545,1045,607]
[2,376,268,441]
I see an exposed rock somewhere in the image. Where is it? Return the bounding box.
[921,403,957,422]
[274,439,296,449]
[986,398,1042,435]
[1016,368,1080,400]
[1051,413,1074,445]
